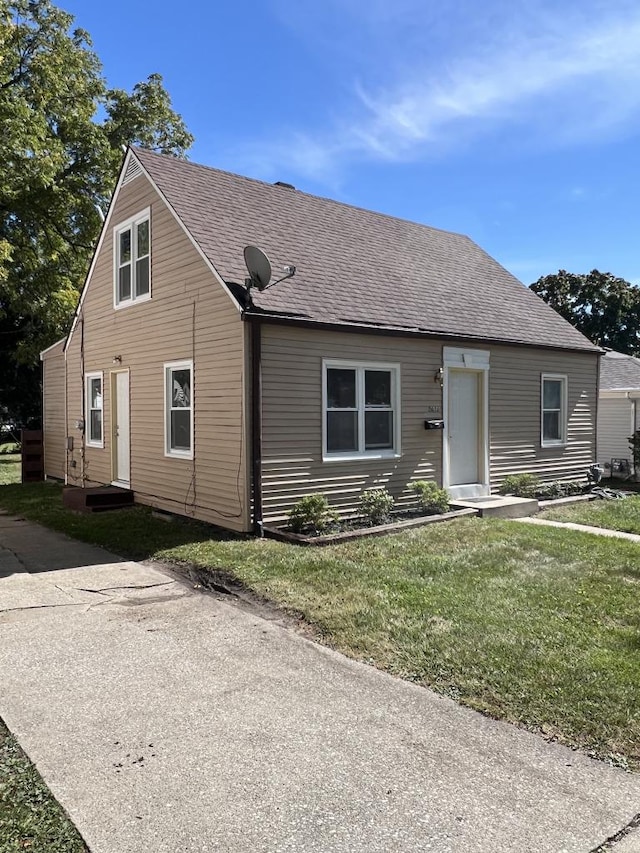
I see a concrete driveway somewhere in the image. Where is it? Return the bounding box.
[1,510,639,853]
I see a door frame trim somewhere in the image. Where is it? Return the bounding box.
[110,368,131,488]
[442,346,490,499]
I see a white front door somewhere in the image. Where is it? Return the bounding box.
[442,347,490,499]
[448,369,480,487]
[112,371,130,486]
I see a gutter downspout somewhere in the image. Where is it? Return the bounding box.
[249,315,263,535]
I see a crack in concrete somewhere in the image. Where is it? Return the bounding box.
[0,601,90,615]
[0,543,28,572]
[0,579,179,615]
[590,812,640,851]
[79,581,177,592]
[74,581,177,594]
[54,583,76,601]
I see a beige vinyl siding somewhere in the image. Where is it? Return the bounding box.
[41,340,66,480]
[64,172,249,532]
[489,345,598,486]
[597,397,636,473]
[260,326,598,521]
[260,326,443,521]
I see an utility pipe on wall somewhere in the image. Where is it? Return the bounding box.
[249,316,263,535]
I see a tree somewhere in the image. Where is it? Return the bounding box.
[0,0,194,425]
[530,269,640,354]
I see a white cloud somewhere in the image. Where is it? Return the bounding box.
[243,2,640,182]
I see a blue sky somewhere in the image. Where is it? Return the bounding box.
[62,0,640,285]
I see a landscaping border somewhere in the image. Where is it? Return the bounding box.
[263,507,478,546]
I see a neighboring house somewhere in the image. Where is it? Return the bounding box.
[41,147,601,533]
[597,350,640,477]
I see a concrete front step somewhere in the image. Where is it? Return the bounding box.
[451,495,539,518]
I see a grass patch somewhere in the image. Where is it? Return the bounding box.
[0,482,218,559]
[0,441,20,455]
[0,718,88,852]
[163,520,640,768]
[0,456,20,487]
[1,482,640,768]
[539,495,640,535]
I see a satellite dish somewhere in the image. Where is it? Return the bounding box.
[244,245,272,291]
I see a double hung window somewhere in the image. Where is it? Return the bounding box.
[165,361,193,457]
[541,374,567,446]
[323,361,400,459]
[85,373,103,448]
[114,208,150,306]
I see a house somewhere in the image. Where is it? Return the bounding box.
[597,350,640,477]
[41,147,601,533]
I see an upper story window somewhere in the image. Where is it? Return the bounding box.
[541,374,567,446]
[322,359,401,461]
[114,208,150,307]
[85,372,103,448]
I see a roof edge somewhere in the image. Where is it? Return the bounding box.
[65,147,133,351]
[132,150,242,316]
[243,312,603,354]
[131,145,472,244]
[39,337,67,360]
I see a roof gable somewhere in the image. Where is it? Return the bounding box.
[130,148,597,352]
[65,149,241,351]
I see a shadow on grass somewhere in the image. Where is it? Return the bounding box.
[0,481,241,562]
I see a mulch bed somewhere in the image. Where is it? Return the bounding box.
[263,507,478,546]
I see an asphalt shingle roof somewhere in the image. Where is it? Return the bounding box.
[134,147,598,353]
[600,350,640,390]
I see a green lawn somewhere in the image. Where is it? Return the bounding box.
[0,719,88,852]
[0,482,639,769]
[539,494,640,535]
[0,455,20,486]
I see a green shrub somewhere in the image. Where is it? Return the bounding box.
[629,429,640,473]
[500,474,585,500]
[359,487,395,525]
[407,480,449,514]
[535,480,584,499]
[288,494,339,534]
[499,473,539,498]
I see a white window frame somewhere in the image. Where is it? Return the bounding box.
[85,372,104,449]
[164,360,194,459]
[541,374,568,447]
[113,207,151,308]
[322,359,401,462]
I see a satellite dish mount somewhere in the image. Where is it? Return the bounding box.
[243,245,296,296]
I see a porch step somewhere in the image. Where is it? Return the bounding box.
[451,495,539,518]
[62,486,134,513]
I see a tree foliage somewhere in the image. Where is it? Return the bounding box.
[0,0,193,424]
[530,269,640,355]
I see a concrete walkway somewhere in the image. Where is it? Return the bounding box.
[516,515,640,542]
[1,512,640,853]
